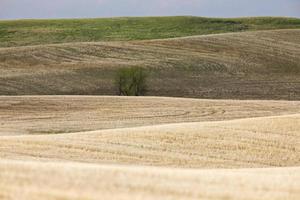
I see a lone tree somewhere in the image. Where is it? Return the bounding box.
[115,67,147,96]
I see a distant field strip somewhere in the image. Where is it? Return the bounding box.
[1,16,300,47]
[1,96,300,135]
[0,160,299,200]
[0,29,299,99]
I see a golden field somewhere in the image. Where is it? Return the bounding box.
[0,160,299,200]
[1,96,300,135]
[0,96,299,199]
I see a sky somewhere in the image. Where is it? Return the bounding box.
[0,0,299,19]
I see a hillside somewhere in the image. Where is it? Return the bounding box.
[1,113,299,168]
[0,29,299,99]
[1,97,300,199]
[1,96,300,136]
[0,16,300,47]
[0,96,299,168]
[0,96,299,199]
[1,15,300,200]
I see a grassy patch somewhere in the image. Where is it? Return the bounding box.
[0,16,300,47]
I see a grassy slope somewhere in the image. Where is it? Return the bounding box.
[0,16,300,47]
[0,29,299,99]
[0,160,299,200]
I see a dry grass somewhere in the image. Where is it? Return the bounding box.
[0,96,299,168]
[0,96,300,199]
[1,113,299,168]
[0,29,299,99]
[0,160,299,200]
[1,96,300,136]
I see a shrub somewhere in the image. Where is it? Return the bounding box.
[115,67,147,96]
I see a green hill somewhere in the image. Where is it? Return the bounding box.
[1,16,300,47]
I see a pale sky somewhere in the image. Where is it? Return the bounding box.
[0,0,299,19]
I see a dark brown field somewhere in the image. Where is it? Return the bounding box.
[0,29,299,99]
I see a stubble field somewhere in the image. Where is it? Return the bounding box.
[0,96,299,199]
[1,16,300,200]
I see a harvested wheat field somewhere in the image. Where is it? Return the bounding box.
[1,96,300,136]
[0,96,299,199]
[0,160,299,200]
[1,15,300,200]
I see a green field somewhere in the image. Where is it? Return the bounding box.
[1,16,300,47]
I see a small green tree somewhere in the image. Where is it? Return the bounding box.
[115,67,147,96]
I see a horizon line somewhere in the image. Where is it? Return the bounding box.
[1,15,299,21]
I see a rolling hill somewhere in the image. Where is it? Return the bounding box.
[0,96,299,168]
[0,29,299,99]
[1,96,300,136]
[0,96,299,199]
[1,113,299,168]
[1,16,300,199]
[1,16,300,47]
